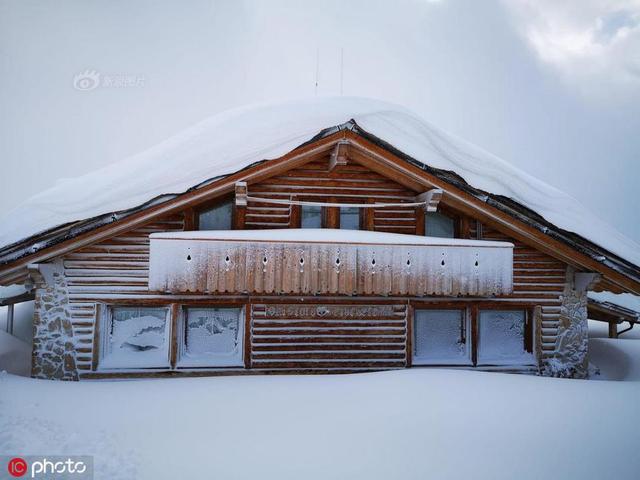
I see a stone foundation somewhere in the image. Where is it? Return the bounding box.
[31,261,78,381]
[541,268,590,378]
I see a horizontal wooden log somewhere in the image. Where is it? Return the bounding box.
[252,344,406,351]
[251,336,406,344]
[251,352,406,360]
[252,328,407,336]
[249,361,406,369]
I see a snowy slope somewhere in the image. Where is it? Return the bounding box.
[1,96,639,267]
[1,329,640,480]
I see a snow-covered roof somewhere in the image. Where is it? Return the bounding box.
[588,291,640,315]
[1,96,639,268]
[0,284,28,302]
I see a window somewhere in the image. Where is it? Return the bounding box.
[339,207,360,230]
[425,212,455,238]
[413,309,471,365]
[301,205,322,228]
[477,310,533,365]
[199,201,232,230]
[178,307,244,367]
[100,307,170,369]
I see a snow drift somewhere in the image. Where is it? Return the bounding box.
[0,96,639,267]
[1,325,640,480]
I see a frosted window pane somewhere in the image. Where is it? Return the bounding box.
[301,205,322,228]
[425,212,454,238]
[102,307,169,369]
[478,310,532,364]
[413,310,470,364]
[199,201,232,230]
[180,308,243,367]
[340,207,359,230]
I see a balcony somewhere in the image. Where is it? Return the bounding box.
[148,229,513,297]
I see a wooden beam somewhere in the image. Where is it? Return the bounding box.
[244,306,252,369]
[364,198,375,231]
[170,303,180,369]
[91,303,102,371]
[328,140,349,171]
[415,188,443,212]
[0,291,35,306]
[325,197,340,228]
[235,181,248,206]
[290,199,301,228]
[415,207,425,236]
[459,216,471,239]
[183,208,196,231]
[608,322,618,339]
[234,204,246,230]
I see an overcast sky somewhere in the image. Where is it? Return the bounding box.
[1,0,639,242]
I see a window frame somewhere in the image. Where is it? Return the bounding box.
[176,305,245,368]
[412,307,472,366]
[95,301,247,372]
[476,306,535,367]
[97,305,172,371]
[424,210,457,239]
[195,195,235,231]
[409,301,536,368]
[338,206,361,230]
[300,204,323,229]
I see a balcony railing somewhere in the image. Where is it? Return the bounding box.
[148,229,513,297]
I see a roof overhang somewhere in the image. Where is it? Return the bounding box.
[1,122,639,294]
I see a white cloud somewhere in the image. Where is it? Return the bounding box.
[502,0,640,96]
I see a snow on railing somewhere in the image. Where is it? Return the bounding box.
[148,230,513,297]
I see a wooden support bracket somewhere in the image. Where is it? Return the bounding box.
[415,188,444,213]
[235,181,248,206]
[328,140,350,171]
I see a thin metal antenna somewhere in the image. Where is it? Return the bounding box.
[340,47,344,96]
[315,48,319,96]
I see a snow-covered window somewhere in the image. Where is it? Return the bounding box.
[425,212,455,238]
[301,205,322,228]
[477,309,534,365]
[100,307,170,369]
[178,307,244,367]
[413,309,471,365]
[199,200,232,230]
[340,207,360,230]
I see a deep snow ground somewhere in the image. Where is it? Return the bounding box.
[0,322,639,480]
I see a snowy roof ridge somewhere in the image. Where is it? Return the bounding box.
[0,96,639,275]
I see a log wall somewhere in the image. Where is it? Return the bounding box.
[244,157,418,232]
[52,154,568,377]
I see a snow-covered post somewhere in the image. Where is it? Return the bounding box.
[543,267,599,378]
[29,261,78,381]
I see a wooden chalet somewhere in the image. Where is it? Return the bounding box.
[1,98,639,380]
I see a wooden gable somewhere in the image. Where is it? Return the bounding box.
[1,128,638,295]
